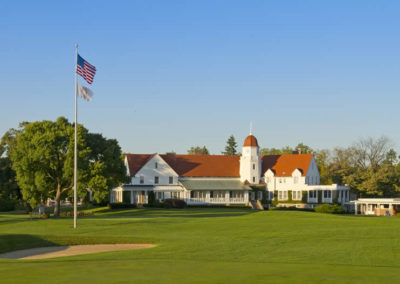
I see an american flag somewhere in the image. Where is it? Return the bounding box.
[76,54,96,84]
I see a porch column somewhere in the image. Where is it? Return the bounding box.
[389,204,393,216]
[145,191,148,204]
[244,191,249,203]
[225,191,230,203]
[130,190,134,204]
[206,191,210,202]
[354,202,358,215]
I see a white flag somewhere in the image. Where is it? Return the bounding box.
[77,82,93,101]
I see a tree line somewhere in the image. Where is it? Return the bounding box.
[1,122,399,214]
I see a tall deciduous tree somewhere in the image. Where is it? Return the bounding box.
[188,146,209,155]
[222,135,238,155]
[8,117,128,216]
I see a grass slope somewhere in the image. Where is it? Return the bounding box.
[0,208,400,283]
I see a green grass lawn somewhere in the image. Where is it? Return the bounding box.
[1,208,400,283]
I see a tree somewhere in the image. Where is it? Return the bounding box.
[222,135,238,155]
[294,143,313,154]
[314,149,333,185]
[0,126,24,211]
[8,117,128,216]
[188,146,209,155]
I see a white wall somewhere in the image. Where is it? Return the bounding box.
[240,146,261,183]
[131,154,179,186]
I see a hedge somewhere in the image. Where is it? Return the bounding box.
[187,204,251,209]
[315,204,344,214]
[162,199,187,209]
[108,203,137,209]
[0,199,16,212]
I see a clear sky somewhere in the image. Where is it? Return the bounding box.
[1,0,400,154]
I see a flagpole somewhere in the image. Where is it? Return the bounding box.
[74,44,78,229]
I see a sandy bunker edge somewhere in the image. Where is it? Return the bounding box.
[0,244,156,259]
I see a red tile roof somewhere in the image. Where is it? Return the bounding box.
[160,154,240,177]
[261,154,313,177]
[125,153,313,178]
[243,135,258,147]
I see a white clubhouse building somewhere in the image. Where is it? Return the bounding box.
[111,134,350,207]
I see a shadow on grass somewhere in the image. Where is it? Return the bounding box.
[0,234,58,254]
[93,208,256,219]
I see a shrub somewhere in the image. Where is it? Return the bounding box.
[301,191,308,203]
[122,191,131,203]
[315,204,344,214]
[148,191,156,206]
[108,203,137,209]
[270,206,314,212]
[187,204,251,209]
[59,211,95,217]
[0,199,16,212]
[162,199,187,209]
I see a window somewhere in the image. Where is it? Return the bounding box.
[169,176,173,184]
[252,176,256,183]
[323,190,331,199]
[140,175,144,184]
[191,191,195,198]
[309,190,317,198]
[154,176,159,184]
[210,191,214,198]
[292,191,301,200]
[253,163,255,170]
[155,162,158,169]
[258,191,263,200]
[278,191,288,200]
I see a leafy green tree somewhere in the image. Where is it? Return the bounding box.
[8,117,128,216]
[222,135,238,155]
[314,149,333,185]
[294,143,313,154]
[188,146,209,155]
[0,127,24,211]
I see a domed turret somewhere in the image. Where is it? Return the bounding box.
[243,135,259,147]
[240,132,261,184]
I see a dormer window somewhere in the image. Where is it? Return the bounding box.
[140,175,144,184]
[155,162,158,169]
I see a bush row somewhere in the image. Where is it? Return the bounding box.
[314,204,345,214]
[108,203,137,209]
[59,211,95,217]
[187,204,251,209]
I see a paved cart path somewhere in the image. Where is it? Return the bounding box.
[0,244,156,259]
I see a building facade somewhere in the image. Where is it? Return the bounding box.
[111,134,350,207]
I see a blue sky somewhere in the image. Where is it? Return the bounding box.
[1,1,400,154]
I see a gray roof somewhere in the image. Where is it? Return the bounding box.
[180,179,251,191]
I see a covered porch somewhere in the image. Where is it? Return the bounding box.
[353,198,400,216]
[180,179,251,205]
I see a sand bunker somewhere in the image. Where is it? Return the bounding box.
[0,244,155,259]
